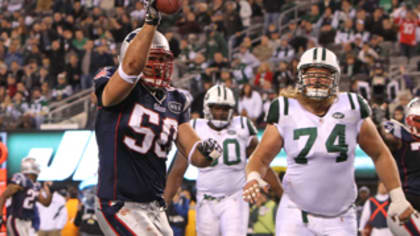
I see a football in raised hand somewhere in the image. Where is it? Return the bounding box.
[155,0,182,14]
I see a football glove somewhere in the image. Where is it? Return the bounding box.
[197,138,222,162]
[144,0,161,26]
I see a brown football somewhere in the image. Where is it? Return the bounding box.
[155,0,182,14]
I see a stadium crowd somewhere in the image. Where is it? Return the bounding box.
[0,0,418,130]
[0,0,420,235]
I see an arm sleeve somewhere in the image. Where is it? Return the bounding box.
[93,67,115,108]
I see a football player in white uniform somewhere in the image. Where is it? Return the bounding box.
[164,84,283,236]
[243,47,414,235]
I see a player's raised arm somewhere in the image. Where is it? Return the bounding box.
[358,117,414,220]
[176,123,222,167]
[101,1,161,107]
[163,151,189,205]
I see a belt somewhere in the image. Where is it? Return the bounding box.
[203,194,226,201]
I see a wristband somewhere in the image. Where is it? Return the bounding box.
[389,187,405,202]
[246,171,268,187]
[118,65,139,84]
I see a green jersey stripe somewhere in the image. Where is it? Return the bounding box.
[347,93,355,110]
[266,99,280,124]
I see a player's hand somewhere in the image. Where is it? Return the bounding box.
[197,138,222,162]
[242,172,269,204]
[144,0,161,26]
[388,195,414,222]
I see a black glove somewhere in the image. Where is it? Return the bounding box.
[144,0,161,26]
[197,138,222,162]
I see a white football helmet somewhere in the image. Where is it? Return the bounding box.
[386,211,420,236]
[204,84,236,129]
[120,27,173,88]
[406,97,420,140]
[21,157,40,175]
[297,47,341,100]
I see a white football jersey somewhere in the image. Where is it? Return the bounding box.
[267,92,371,216]
[192,116,257,196]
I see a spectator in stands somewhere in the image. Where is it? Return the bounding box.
[195,2,211,26]
[235,43,261,69]
[204,23,229,59]
[238,84,263,124]
[393,9,420,59]
[358,44,379,64]
[317,7,338,46]
[65,53,82,92]
[6,73,17,98]
[5,40,24,66]
[222,1,243,38]
[236,0,252,29]
[369,8,385,36]
[262,0,282,32]
[129,1,146,22]
[52,72,73,101]
[272,60,293,91]
[48,39,65,79]
[379,18,397,42]
[335,19,355,45]
[354,20,370,43]
[177,12,202,35]
[206,52,230,81]
[254,62,273,89]
[232,56,254,85]
[272,37,295,63]
[304,4,321,24]
[253,35,274,62]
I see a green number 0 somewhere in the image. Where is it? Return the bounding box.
[211,139,241,166]
[293,124,348,164]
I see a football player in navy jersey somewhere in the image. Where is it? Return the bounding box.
[382,97,420,212]
[0,157,52,236]
[93,1,222,235]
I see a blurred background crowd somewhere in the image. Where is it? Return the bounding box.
[0,0,418,130]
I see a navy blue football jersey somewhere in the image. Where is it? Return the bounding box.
[9,173,41,220]
[390,128,420,196]
[94,67,191,203]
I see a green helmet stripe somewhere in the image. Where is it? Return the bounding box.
[322,48,326,61]
[313,48,318,60]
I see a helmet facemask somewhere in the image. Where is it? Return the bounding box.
[204,103,234,129]
[298,65,339,100]
[142,48,174,88]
